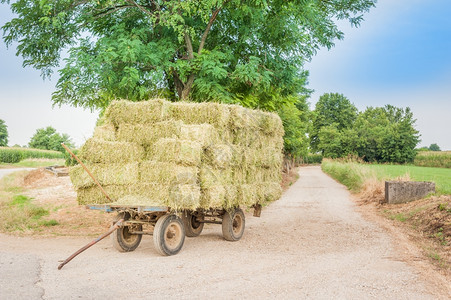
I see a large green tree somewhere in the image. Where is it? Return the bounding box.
[2,0,375,110]
[310,93,358,152]
[28,126,74,152]
[0,119,8,146]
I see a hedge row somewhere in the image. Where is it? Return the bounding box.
[0,147,64,163]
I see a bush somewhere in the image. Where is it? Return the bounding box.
[0,147,64,163]
[299,154,323,164]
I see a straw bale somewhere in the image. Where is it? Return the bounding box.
[229,105,261,129]
[242,147,283,168]
[168,184,201,210]
[76,183,200,209]
[203,144,233,168]
[247,166,282,183]
[79,139,145,164]
[259,111,284,136]
[116,121,182,145]
[199,166,233,188]
[169,102,230,128]
[236,184,260,206]
[76,185,130,205]
[200,185,226,208]
[92,124,116,141]
[223,185,239,208]
[70,163,139,189]
[233,128,284,150]
[150,138,202,166]
[105,99,170,126]
[180,124,219,148]
[139,161,197,185]
[259,182,282,204]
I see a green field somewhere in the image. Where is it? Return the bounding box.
[322,159,451,195]
[414,151,451,168]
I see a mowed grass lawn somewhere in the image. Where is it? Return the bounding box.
[367,164,451,195]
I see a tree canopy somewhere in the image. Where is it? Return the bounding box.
[310,93,358,152]
[429,143,441,151]
[314,101,421,163]
[2,0,375,110]
[28,126,74,152]
[0,119,8,146]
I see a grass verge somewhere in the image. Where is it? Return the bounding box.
[322,158,450,272]
[0,158,65,169]
[0,171,58,233]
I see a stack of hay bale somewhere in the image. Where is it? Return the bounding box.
[70,99,284,211]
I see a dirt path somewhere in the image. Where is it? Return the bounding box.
[1,166,449,299]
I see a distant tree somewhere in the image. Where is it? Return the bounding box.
[28,127,74,152]
[354,105,420,163]
[310,93,358,152]
[0,119,8,146]
[278,96,310,159]
[429,143,441,151]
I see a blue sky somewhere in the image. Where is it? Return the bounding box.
[307,0,451,150]
[1,0,450,150]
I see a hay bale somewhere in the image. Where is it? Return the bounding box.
[76,183,200,209]
[140,161,197,185]
[233,128,284,150]
[167,184,201,210]
[236,184,260,207]
[168,102,230,128]
[79,139,145,164]
[150,138,202,166]
[200,185,238,209]
[259,111,284,136]
[116,121,182,145]
[76,185,130,205]
[199,166,233,188]
[259,182,282,204]
[200,185,226,208]
[223,185,239,208]
[229,105,261,129]
[92,124,116,141]
[105,99,170,126]
[250,166,282,183]
[203,144,233,168]
[242,147,283,168]
[180,124,219,148]
[70,163,139,189]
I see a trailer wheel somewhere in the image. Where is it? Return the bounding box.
[111,213,142,252]
[153,214,185,256]
[222,208,245,241]
[182,212,204,237]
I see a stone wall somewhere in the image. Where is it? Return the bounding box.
[384,181,435,204]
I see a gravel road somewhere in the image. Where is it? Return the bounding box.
[0,166,448,299]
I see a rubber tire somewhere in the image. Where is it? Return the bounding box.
[222,208,245,242]
[153,214,185,256]
[181,211,204,237]
[111,212,142,252]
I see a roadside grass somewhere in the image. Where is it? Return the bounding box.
[0,158,65,169]
[366,164,451,195]
[322,159,451,271]
[321,159,451,195]
[415,151,451,168]
[0,171,58,233]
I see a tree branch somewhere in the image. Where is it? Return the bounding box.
[198,7,222,55]
[125,0,154,18]
[184,32,195,60]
